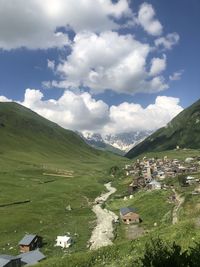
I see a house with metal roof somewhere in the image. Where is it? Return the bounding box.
[18,249,45,266]
[19,234,42,253]
[0,254,21,267]
[120,207,140,224]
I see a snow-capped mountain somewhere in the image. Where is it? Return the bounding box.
[79,131,152,154]
[103,131,152,152]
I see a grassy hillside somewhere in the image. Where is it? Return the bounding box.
[37,149,200,266]
[0,102,126,258]
[126,99,200,159]
[0,102,118,167]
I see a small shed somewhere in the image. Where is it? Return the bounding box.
[55,236,72,248]
[18,249,45,266]
[120,207,140,224]
[0,255,21,267]
[148,180,161,190]
[19,234,42,253]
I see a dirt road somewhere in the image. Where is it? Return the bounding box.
[89,182,118,250]
[172,189,185,225]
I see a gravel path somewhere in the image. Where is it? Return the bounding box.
[89,182,118,250]
[172,189,185,225]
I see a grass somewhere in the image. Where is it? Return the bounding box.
[0,102,127,258]
[133,148,200,161]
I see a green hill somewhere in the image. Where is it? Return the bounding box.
[0,102,125,257]
[0,102,120,167]
[126,99,200,159]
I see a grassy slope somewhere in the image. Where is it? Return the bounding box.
[38,149,200,267]
[0,102,126,258]
[126,99,200,159]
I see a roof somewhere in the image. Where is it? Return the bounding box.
[149,180,161,186]
[0,255,20,267]
[19,249,45,265]
[56,236,71,242]
[120,207,137,216]
[0,258,10,267]
[19,234,37,245]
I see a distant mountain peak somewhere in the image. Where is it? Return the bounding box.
[79,131,152,155]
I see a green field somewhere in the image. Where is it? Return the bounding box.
[0,102,126,259]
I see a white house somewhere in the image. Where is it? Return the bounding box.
[55,236,72,248]
[148,180,162,190]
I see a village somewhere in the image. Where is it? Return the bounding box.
[117,155,200,226]
[125,155,200,193]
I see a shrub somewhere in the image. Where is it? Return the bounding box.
[139,238,189,267]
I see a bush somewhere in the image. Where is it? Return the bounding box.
[138,238,200,267]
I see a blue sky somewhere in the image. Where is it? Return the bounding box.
[0,0,199,135]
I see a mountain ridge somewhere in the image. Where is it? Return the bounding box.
[80,131,152,154]
[126,98,200,158]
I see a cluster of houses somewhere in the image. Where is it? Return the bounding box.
[0,234,44,267]
[0,234,72,267]
[125,156,200,193]
[117,156,200,226]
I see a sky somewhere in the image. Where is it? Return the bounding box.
[0,0,199,136]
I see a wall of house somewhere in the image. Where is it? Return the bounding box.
[19,245,30,253]
[121,213,140,224]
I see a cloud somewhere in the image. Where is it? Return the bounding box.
[22,89,110,132]
[105,96,183,134]
[47,60,55,71]
[155,33,180,50]
[0,0,132,50]
[150,55,166,76]
[137,3,163,36]
[169,70,184,81]
[48,31,168,94]
[0,96,12,102]
[0,89,183,135]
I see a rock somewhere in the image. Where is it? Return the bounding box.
[66,205,72,211]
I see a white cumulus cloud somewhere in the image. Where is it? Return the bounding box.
[105,96,183,134]
[0,0,132,50]
[150,55,166,76]
[0,96,12,102]
[137,3,163,36]
[155,33,180,50]
[169,70,184,81]
[48,31,168,94]
[0,89,183,135]
[22,89,110,132]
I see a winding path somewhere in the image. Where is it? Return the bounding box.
[89,182,118,250]
[172,189,185,225]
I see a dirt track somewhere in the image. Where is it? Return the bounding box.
[89,182,118,250]
[172,189,185,225]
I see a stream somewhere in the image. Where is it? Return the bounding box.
[89,182,118,250]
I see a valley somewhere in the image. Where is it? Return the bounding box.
[1,102,200,267]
